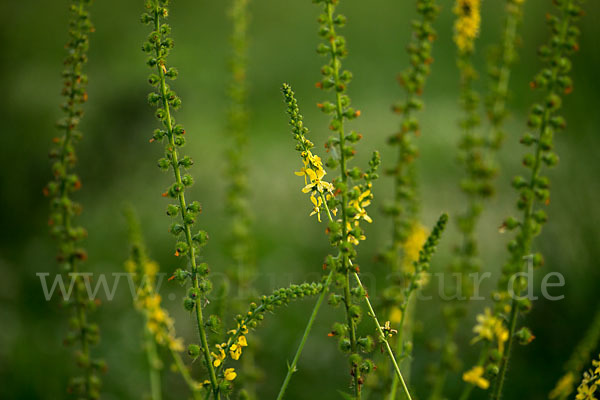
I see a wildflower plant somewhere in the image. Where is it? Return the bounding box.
[140,0,220,397]
[458,0,584,398]
[278,1,386,397]
[430,1,526,398]
[123,207,201,400]
[44,1,104,398]
[224,0,254,289]
[223,1,260,397]
[377,0,441,395]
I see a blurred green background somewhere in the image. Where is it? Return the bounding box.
[1,0,599,399]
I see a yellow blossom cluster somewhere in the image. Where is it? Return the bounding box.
[453,0,481,53]
[401,222,429,273]
[576,357,600,400]
[462,365,489,389]
[387,222,428,324]
[471,308,509,354]
[550,372,577,399]
[295,150,336,222]
[125,259,183,352]
[209,323,251,383]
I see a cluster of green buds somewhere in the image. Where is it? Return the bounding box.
[485,0,525,149]
[44,1,105,399]
[141,0,221,397]
[382,0,439,257]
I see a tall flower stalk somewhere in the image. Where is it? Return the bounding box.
[379,0,440,397]
[44,1,104,398]
[141,0,219,397]
[223,1,260,397]
[430,1,525,398]
[279,81,419,399]
[457,1,583,398]
[490,0,583,396]
[123,207,202,400]
[224,0,254,290]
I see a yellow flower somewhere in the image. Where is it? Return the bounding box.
[402,223,428,273]
[472,308,497,342]
[230,343,242,360]
[549,373,576,399]
[238,335,248,347]
[211,344,226,367]
[224,368,237,381]
[145,294,161,309]
[453,0,481,53]
[168,337,184,352]
[576,382,598,400]
[144,260,159,277]
[310,195,323,222]
[389,307,403,324]
[302,168,333,194]
[151,308,166,323]
[295,166,310,185]
[349,188,373,223]
[124,259,136,273]
[494,322,509,354]
[346,221,365,245]
[462,366,490,390]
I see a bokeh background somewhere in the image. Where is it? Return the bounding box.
[1,0,599,399]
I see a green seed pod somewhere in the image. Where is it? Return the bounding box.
[187,344,200,358]
[183,298,195,311]
[348,305,362,322]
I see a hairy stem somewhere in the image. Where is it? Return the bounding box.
[352,271,412,400]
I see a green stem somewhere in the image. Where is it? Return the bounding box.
[144,326,162,400]
[491,298,518,399]
[152,4,219,398]
[389,298,414,400]
[275,271,334,400]
[352,271,412,400]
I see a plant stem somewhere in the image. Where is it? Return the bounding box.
[389,297,415,400]
[275,271,334,400]
[144,326,162,400]
[352,270,412,400]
